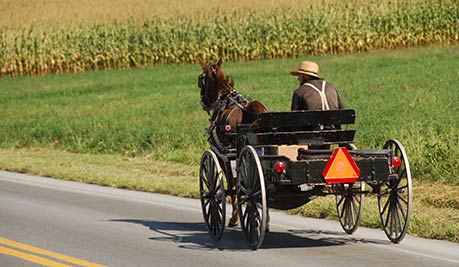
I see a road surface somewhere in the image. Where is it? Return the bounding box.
[0,171,458,266]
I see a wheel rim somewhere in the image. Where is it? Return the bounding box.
[200,150,226,241]
[237,146,267,250]
[335,182,365,234]
[379,139,412,243]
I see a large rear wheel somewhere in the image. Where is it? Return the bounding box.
[237,146,267,250]
[379,139,412,243]
[199,150,226,241]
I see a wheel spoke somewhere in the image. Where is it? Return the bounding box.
[397,165,406,176]
[396,197,407,219]
[384,201,391,228]
[381,194,391,217]
[203,198,210,209]
[240,156,249,184]
[207,204,214,225]
[204,209,210,223]
[249,219,256,245]
[251,160,258,192]
[393,205,400,237]
[340,198,347,220]
[252,202,261,221]
[209,158,215,183]
[215,208,222,227]
[252,189,262,199]
[397,184,408,191]
[345,199,352,227]
[215,199,223,216]
[351,196,359,220]
[397,191,409,204]
[352,194,360,208]
[336,195,345,208]
[211,174,222,194]
[239,184,250,197]
[205,159,214,191]
[398,170,407,180]
[348,199,355,227]
[201,161,211,190]
[395,203,404,236]
[202,177,211,191]
[239,194,249,205]
[380,187,391,196]
[242,204,250,224]
[251,209,259,243]
[389,204,395,236]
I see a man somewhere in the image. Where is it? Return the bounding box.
[290,61,345,111]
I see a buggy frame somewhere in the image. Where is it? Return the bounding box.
[199,109,412,249]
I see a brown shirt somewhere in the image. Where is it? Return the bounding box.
[291,79,345,111]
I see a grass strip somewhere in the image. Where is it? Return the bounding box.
[0,148,457,242]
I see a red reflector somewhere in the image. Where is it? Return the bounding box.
[274,161,286,173]
[225,125,232,131]
[392,157,401,168]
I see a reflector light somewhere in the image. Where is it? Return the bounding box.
[225,125,232,131]
[322,147,360,184]
[274,161,286,173]
[392,157,401,168]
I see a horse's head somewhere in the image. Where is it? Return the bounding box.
[198,58,233,112]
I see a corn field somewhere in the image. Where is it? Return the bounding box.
[0,0,457,77]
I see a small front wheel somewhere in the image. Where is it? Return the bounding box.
[199,150,226,241]
[335,182,365,234]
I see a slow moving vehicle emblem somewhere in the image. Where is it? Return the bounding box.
[322,147,360,183]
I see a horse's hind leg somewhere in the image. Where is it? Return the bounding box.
[228,187,239,227]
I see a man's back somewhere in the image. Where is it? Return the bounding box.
[291,79,345,111]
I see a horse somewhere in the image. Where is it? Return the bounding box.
[198,58,269,227]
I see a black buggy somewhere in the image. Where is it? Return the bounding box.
[199,109,412,249]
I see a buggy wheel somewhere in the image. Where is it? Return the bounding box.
[335,182,365,234]
[199,150,226,241]
[237,146,267,250]
[379,139,412,243]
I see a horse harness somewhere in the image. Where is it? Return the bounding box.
[198,63,250,116]
[198,63,254,151]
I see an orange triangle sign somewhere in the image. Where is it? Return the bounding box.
[322,147,360,184]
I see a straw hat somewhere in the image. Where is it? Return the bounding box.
[290,61,321,78]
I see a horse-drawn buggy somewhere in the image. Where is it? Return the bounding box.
[198,59,412,250]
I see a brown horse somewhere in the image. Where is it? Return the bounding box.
[198,58,268,227]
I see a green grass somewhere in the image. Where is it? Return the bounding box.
[0,147,457,242]
[1,46,458,242]
[0,148,198,198]
[1,45,458,184]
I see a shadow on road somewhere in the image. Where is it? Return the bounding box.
[110,219,389,251]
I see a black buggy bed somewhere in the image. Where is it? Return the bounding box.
[236,109,391,185]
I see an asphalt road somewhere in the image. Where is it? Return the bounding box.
[0,171,458,267]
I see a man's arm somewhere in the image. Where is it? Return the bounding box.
[337,91,345,109]
[291,91,302,111]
